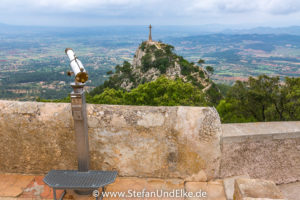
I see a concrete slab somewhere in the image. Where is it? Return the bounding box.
[278,181,300,200]
[223,175,250,200]
[0,174,34,197]
[234,178,285,200]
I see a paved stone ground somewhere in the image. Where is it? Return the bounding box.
[1,173,297,200]
[278,181,300,200]
[0,173,227,200]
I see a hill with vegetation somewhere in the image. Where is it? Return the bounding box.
[89,40,221,105]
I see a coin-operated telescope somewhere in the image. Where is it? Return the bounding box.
[65,48,90,174]
[42,49,116,197]
[65,48,88,83]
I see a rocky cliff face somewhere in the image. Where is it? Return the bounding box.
[97,40,211,92]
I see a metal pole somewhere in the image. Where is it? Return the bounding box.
[70,82,90,172]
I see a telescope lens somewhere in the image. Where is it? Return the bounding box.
[75,72,89,83]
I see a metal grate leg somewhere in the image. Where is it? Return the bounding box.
[97,186,105,200]
[53,188,66,200]
[53,189,56,200]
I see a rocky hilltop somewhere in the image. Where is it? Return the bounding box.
[91,40,215,95]
[127,40,211,90]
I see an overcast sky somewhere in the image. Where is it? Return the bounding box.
[1,0,300,27]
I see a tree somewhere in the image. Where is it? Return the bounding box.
[284,77,300,120]
[106,70,113,75]
[217,100,257,123]
[90,88,125,105]
[197,59,205,65]
[141,53,153,72]
[120,61,132,74]
[217,75,300,123]
[205,66,214,76]
[245,75,277,121]
[205,82,222,106]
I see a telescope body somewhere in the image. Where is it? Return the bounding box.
[65,48,88,83]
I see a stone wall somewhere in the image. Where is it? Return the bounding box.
[220,122,300,184]
[1,100,299,184]
[0,100,222,181]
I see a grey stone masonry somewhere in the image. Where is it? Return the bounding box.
[221,122,300,184]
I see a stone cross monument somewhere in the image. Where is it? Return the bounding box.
[148,24,152,42]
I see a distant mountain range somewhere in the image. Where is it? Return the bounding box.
[1,22,300,36]
[223,26,300,35]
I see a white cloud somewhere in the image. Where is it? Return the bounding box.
[0,0,143,13]
[186,0,300,14]
[260,0,300,14]
[2,0,300,15]
[187,0,255,13]
[1,0,300,26]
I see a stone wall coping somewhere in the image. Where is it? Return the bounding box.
[222,121,300,142]
[0,100,211,109]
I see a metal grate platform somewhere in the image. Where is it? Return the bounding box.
[44,170,117,189]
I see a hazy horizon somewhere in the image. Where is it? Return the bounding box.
[2,22,300,29]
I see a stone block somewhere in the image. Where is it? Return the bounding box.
[20,175,65,199]
[233,178,285,200]
[185,180,226,200]
[223,174,250,200]
[105,177,184,200]
[0,174,34,197]
[105,177,148,200]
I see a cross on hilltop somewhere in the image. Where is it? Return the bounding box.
[148,24,152,42]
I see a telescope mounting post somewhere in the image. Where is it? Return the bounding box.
[70,82,90,172]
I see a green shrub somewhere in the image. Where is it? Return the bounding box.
[199,70,205,78]
[141,53,153,72]
[89,76,207,106]
[140,42,147,51]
